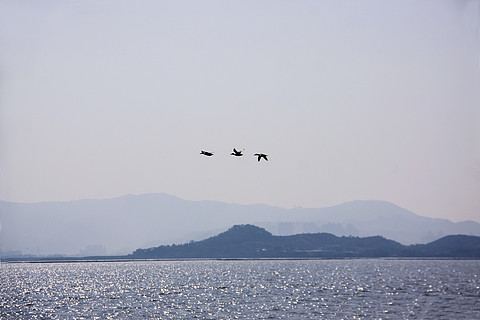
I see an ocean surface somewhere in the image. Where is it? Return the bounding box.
[1,259,479,319]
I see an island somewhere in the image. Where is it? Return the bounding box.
[129,224,480,259]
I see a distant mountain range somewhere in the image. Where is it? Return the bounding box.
[131,224,480,259]
[1,193,479,256]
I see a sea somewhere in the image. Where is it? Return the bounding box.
[1,259,479,319]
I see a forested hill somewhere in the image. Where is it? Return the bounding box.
[130,225,480,259]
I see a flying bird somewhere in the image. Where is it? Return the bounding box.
[231,148,245,156]
[200,150,214,156]
[254,153,268,162]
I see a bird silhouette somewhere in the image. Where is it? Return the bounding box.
[254,153,268,162]
[231,148,245,156]
[200,150,214,156]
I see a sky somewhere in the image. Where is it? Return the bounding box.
[0,0,479,222]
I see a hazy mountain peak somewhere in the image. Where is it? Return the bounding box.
[332,199,418,217]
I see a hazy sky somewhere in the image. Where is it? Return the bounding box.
[1,0,479,222]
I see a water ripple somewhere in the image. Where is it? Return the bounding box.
[1,259,479,319]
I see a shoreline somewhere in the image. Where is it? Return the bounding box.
[3,256,480,264]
